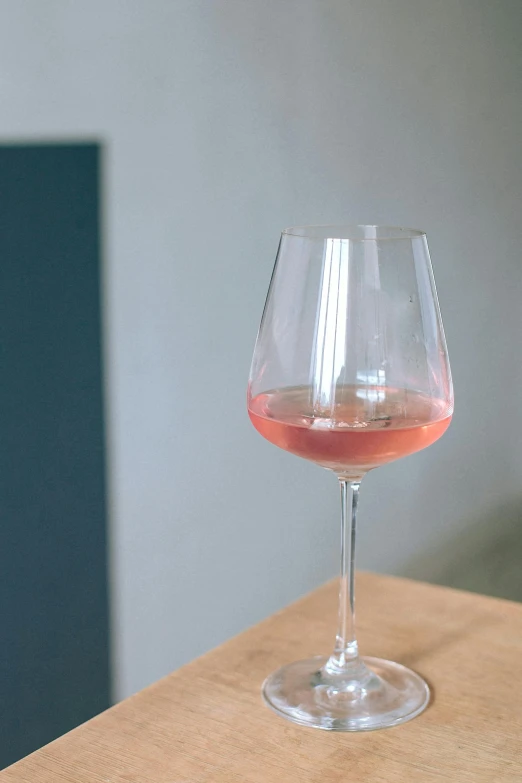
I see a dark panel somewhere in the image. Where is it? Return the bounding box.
[0,144,110,767]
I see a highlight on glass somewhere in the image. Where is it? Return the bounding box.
[247,225,453,731]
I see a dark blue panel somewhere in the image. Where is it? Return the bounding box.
[0,144,110,768]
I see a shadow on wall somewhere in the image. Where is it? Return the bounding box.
[404,499,522,602]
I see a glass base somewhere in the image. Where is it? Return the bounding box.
[262,655,429,731]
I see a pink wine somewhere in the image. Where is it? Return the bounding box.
[248,385,452,473]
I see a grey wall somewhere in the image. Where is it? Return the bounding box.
[0,0,521,703]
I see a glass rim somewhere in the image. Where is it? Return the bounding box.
[282,224,427,241]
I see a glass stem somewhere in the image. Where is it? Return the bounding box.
[327,478,362,671]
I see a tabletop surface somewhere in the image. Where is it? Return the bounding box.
[3,572,522,782]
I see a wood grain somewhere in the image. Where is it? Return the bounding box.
[3,572,522,782]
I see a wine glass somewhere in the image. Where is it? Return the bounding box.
[247,224,453,731]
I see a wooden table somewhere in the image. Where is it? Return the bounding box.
[3,573,521,782]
